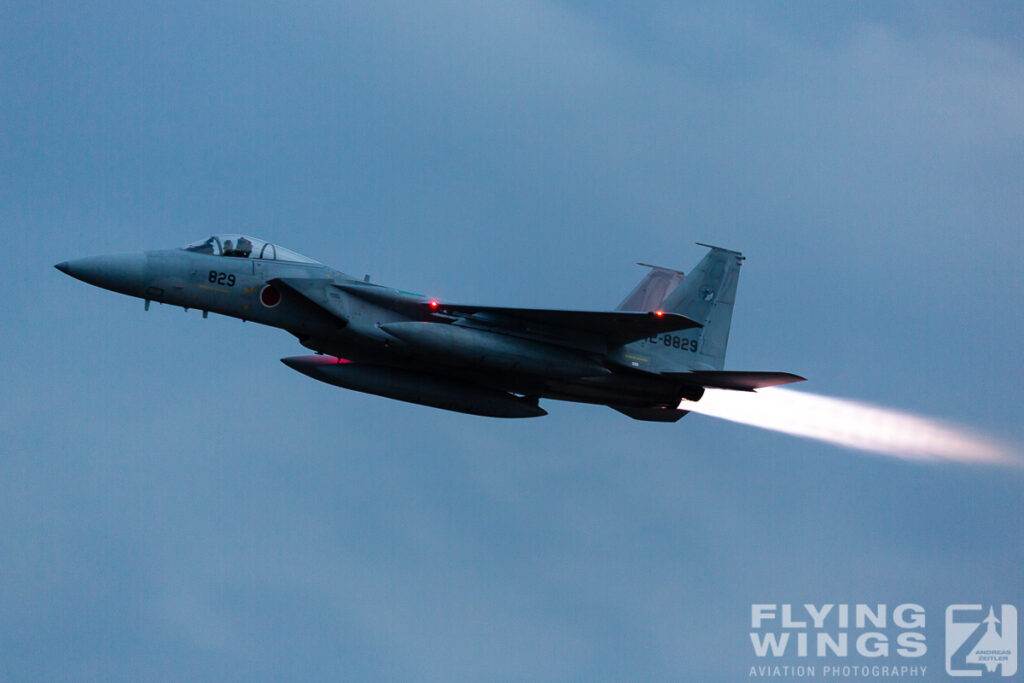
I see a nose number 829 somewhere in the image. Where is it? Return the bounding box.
[208,271,236,287]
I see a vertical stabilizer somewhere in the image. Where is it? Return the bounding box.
[657,244,744,370]
[616,264,685,312]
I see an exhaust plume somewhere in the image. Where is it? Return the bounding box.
[682,388,1017,466]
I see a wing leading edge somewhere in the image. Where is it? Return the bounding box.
[434,304,702,346]
[275,279,700,346]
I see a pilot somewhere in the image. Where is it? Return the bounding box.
[223,239,235,257]
[236,236,253,257]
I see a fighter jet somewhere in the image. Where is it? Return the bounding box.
[55,235,804,419]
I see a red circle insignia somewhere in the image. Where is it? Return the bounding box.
[260,284,281,307]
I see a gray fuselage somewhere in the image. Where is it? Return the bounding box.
[58,238,806,420]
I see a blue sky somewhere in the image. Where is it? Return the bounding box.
[2,1,1022,680]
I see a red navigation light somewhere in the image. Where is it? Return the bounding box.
[655,309,664,317]
[429,299,439,309]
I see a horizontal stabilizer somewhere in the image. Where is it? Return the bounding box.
[433,304,701,346]
[662,370,806,392]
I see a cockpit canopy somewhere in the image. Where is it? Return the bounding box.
[182,235,320,264]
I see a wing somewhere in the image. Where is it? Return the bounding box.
[434,304,701,346]
[662,370,806,391]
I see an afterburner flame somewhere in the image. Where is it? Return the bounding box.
[682,388,1017,466]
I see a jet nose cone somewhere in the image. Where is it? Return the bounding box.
[56,253,149,296]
